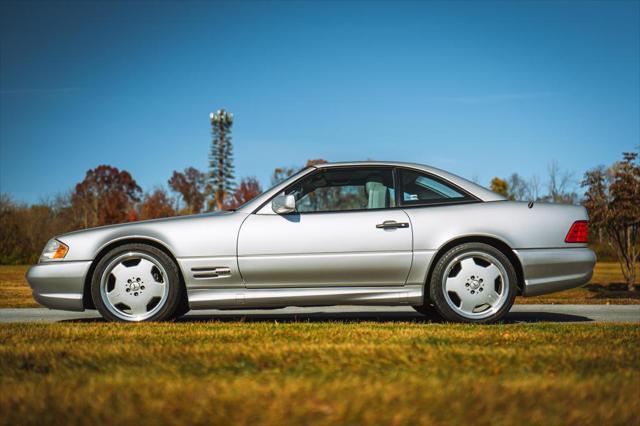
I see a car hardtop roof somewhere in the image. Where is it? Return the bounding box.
[312,161,505,202]
[314,160,443,172]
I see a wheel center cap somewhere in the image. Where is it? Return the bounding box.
[126,277,143,292]
[468,278,480,290]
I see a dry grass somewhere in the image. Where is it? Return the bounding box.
[0,265,37,308]
[1,262,638,309]
[0,322,638,426]
[518,261,640,305]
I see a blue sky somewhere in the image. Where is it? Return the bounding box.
[1,1,638,203]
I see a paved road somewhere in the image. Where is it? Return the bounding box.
[0,305,638,323]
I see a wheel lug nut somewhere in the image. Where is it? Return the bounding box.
[471,290,475,294]
[465,283,469,287]
[126,288,130,292]
[141,286,145,290]
[479,288,483,292]
[134,292,138,296]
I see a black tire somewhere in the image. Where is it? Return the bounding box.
[412,303,438,316]
[174,296,191,319]
[429,242,517,324]
[91,243,183,322]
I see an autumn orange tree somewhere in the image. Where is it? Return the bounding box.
[71,165,142,228]
[225,177,262,210]
[583,152,640,290]
[1,165,143,263]
[271,166,297,186]
[490,177,508,197]
[139,188,176,220]
[168,167,207,214]
[305,158,328,167]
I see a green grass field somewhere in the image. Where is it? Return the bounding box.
[0,322,638,426]
[2,262,637,308]
[1,264,638,425]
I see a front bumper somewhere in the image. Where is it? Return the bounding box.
[25,261,93,311]
[514,248,596,297]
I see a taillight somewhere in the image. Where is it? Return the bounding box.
[565,221,589,243]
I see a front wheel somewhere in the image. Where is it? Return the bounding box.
[91,243,183,322]
[412,303,438,316]
[429,243,517,323]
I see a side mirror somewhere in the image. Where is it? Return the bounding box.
[271,194,296,214]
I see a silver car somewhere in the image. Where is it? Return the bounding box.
[26,161,596,323]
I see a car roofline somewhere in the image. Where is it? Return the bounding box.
[314,161,505,202]
[237,161,505,214]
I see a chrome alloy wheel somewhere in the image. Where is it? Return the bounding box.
[99,252,170,321]
[441,251,510,320]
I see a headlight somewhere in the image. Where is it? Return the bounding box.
[39,239,69,262]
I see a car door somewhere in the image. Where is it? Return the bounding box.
[237,166,413,288]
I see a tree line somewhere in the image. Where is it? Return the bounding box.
[489,160,578,204]
[0,105,637,289]
[0,158,329,265]
[0,108,331,264]
[0,108,262,264]
[0,165,255,264]
[489,152,639,289]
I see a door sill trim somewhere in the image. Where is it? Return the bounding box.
[188,285,423,310]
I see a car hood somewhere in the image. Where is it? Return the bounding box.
[55,210,248,261]
[58,210,235,239]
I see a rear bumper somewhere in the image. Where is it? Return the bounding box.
[25,261,92,311]
[514,248,596,297]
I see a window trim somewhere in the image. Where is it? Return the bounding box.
[253,165,398,215]
[395,167,480,207]
[249,166,317,214]
[252,164,482,215]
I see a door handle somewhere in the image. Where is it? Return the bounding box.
[376,220,410,229]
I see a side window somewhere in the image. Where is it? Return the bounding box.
[286,168,396,213]
[399,169,470,205]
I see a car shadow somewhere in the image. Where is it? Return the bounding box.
[503,311,592,323]
[174,310,592,324]
[59,310,592,324]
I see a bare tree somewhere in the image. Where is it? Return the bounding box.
[583,152,640,290]
[0,193,78,264]
[547,160,577,204]
[527,175,542,201]
[507,173,528,201]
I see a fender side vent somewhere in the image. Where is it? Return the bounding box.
[191,267,231,279]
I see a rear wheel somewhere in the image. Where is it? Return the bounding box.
[429,243,517,323]
[91,243,182,322]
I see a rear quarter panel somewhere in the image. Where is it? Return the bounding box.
[402,201,590,287]
[406,201,589,250]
